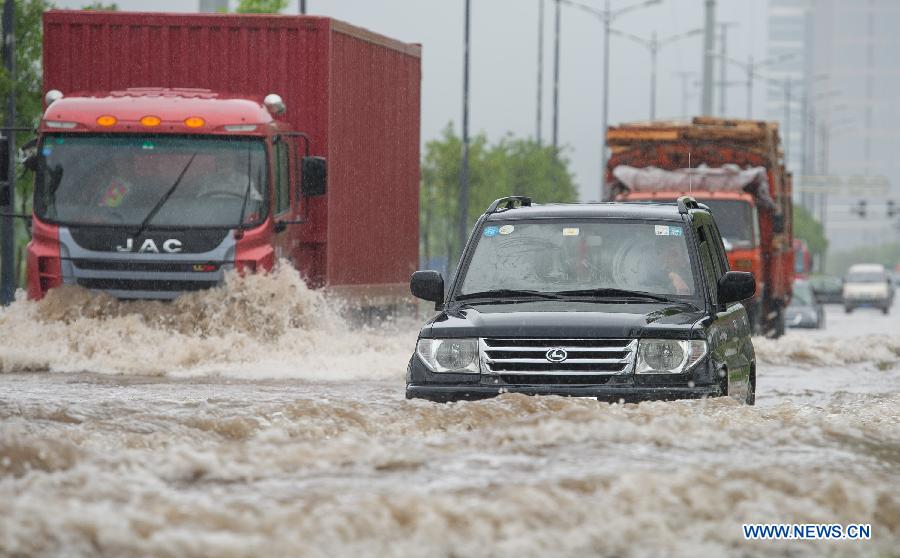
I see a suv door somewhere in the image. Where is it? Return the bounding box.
[707,217,754,399]
[692,212,747,400]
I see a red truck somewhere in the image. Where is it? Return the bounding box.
[605,117,794,337]
[26,10,421,308]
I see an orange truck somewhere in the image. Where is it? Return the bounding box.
[605,117,794,337]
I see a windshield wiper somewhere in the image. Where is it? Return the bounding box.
[456,289,563,301]
[132,152,197,237]
[552,288,682,304]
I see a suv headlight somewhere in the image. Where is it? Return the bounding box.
[635,339,707,374]
[416,338,480,374]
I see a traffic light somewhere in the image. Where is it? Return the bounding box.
[853,199,867,218]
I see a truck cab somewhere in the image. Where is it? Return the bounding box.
[27,88,325,300]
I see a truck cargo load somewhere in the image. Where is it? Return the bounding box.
[605,117,794,337]
[28,10,421,308]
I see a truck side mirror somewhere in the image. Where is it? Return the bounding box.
[718,271,756,305]
[301,156,326,197]
[773,213,785,234]
[411,270,444,307]
[22,137,38,173]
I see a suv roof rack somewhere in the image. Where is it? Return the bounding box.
[487,196,532,213]
[676,195,710,215]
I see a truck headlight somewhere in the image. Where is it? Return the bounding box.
[416,338,480,374]
[635,339,707,374]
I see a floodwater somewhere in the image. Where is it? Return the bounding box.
[1,268,898,557]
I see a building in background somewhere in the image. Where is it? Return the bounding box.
[767,0,900,253]
[765,0,811,178]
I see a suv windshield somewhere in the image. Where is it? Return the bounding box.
[35,134,268,228]
[701,199,756,248]
[458,219,699,299]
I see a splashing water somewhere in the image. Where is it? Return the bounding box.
[0,265,418,379]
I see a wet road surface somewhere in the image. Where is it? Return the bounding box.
[1,273,898,557]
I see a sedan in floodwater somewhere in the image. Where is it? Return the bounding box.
[785,279,825,329]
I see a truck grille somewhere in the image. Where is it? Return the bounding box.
[76,278,218,292]
[481,338,636,383]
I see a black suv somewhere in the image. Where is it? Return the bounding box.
[407,196,757,404]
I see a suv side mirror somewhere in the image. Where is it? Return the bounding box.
[773,213,785,234]
[411,270,444,307]
[718,271,756,305]
[301,156,327,197]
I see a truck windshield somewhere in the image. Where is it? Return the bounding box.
[701,199,756,248]
[458,220,699,300]
[34,134,268,228]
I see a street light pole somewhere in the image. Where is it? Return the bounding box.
[700,0,715,115]
[716,22,738,116]
[610,27,701,120]
[299,0,306,14]
[536,0,544,145]
[552,0,561,151]
[1,0,16,305]
[600,0,610,194]
[457,0,471,268]
[560,0,662,199]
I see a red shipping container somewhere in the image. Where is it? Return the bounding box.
[41,10,421,302]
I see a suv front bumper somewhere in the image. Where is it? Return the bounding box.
[405,383,723,403]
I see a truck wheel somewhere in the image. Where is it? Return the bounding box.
[844,306,853,314]
[883,306,890,315]
[766,304,785,339]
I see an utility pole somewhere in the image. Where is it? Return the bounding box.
[552,0,561,151]
[675,71,694,118]
[536,0,544,145]
[1,0,16,305]
[745,55,754,118]
[299,0,306,14]
[700,0,715,115]
[717,22,737,116]
[600,0,611,189]
[457,0,471,268]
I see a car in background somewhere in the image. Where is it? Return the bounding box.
[843,264,894,314]
[785,279,825,329]
[809,275,843,304]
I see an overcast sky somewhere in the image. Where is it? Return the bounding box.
[53,0,770,201]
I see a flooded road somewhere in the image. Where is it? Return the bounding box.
[1,272,898,557]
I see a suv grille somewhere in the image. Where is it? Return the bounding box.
[481,338,636,383]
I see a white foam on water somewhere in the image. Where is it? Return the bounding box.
[1,387,897,557]
[0,264,418,380]
[754,333,900,368]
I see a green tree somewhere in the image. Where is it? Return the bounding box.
[826,242,900,276]
[236,0,287,13]
[420,124,578,272]
[793,205,828,261]
[81,2,118,9]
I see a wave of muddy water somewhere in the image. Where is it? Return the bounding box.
[1,270,899,557]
